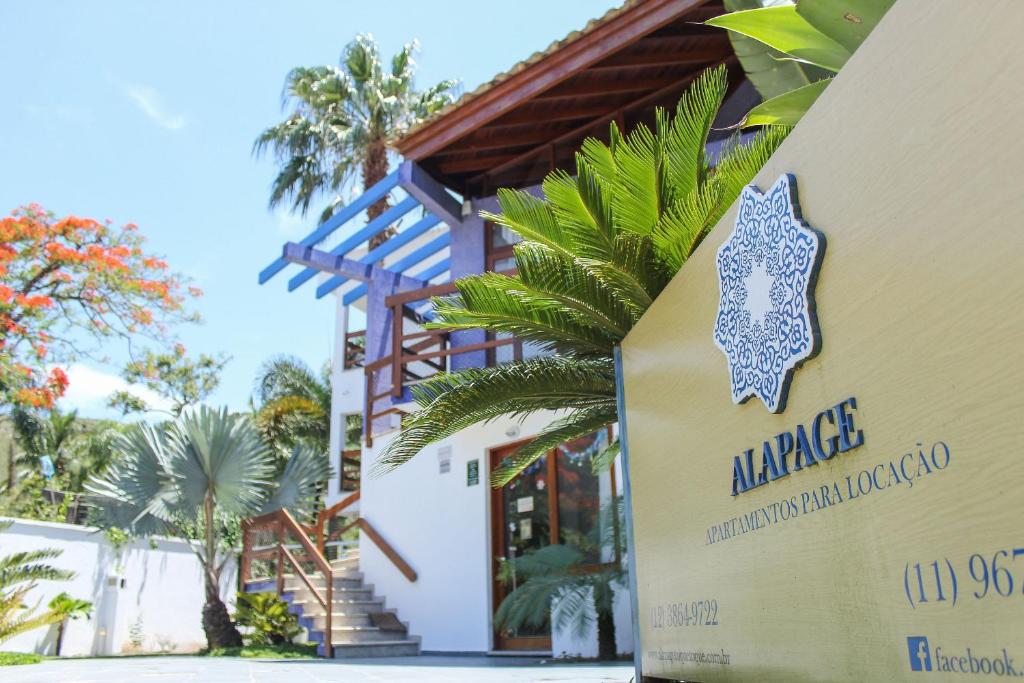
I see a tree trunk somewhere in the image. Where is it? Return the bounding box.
[364,141,394,250]
[597,608,617,661]
[200,492,242,649]
[55,621,65,657]
[6,442,15,492]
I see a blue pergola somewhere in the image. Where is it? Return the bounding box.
[258,161,462,303]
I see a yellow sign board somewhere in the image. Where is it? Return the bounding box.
[620,2,1024,680]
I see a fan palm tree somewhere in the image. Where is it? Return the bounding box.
[255,34,457,246]
[85,406,330,649]
[0,520,74,644]
[47,592,92,656]
[253,356,331,453]
[375,66,788,485]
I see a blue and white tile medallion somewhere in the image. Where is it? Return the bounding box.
[713,174,825,413]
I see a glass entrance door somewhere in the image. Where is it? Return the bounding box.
[491,445,553,651]
[489,429,612,652]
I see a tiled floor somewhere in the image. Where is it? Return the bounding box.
[6,655,635,682]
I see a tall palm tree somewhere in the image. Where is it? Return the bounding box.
[376,67,788,485]
[255,34,457,246]
[254,356,331,453]
[11,407,81,478]
[86,406,330,649]
[0,520,74,645]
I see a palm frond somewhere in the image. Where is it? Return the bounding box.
[479,189,571,257]
[432,279,617,356]
[261,446,332,519]
[662,65,729,205]
[491,406,617,486]
[373,357,616,475]
[166,407,274,518]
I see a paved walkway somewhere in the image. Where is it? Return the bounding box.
[6,655,635,682]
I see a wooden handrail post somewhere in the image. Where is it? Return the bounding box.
[315,509,326,556]
[275,521,285,596]
[240,520,252,585]
[390,302,403,398]
[325,573,333,659]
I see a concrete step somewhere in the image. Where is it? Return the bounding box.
[283,576,363,591]
[327,626,407,643]
[328,639,420,658]
[307,612,373,628]
[288,584,374,600]
[290,597,384,615]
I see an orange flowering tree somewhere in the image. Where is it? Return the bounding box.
[0,205,199,409]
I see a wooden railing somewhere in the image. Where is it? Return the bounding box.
[363,282,515,446]
[339,448,360,492]
[240,497,416,655]
[241,507,335,658]
[310,490,418,582]
[344,329,366,369]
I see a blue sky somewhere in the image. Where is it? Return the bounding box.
[0,0,619,418]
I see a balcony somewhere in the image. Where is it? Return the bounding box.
[362,281,518,446]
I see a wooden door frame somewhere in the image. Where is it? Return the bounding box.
[489,438,557,652]
[487,426,616,651]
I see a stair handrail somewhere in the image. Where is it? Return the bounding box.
[315,489,361,553]
[313,490,417,582]
[241,507,334,658]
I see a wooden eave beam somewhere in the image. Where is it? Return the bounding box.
[436,128,574,155]
[488,101,631,128]
[587,46,726,71]
[533,74,697,101]
[469,56,736,189]
[394,0,709,161]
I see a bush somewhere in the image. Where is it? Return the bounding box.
[232,592,301,646]
[0,651,43,666]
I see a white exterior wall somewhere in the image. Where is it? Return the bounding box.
[0,518,235,656]
[326,299,364,510]
[359,414,634,656]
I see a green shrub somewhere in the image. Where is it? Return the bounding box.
[0,651,43,666]
[232,592,301,646]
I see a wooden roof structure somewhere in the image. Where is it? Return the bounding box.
[395,0,744,198]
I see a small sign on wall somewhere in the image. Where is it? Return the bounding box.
[467,459,479,486]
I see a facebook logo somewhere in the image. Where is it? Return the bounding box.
[908,636,932,672]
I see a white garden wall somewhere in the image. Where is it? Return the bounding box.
[0,518,236,656]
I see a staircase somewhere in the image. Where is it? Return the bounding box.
[245,548,420,658]
[240,493,420,659]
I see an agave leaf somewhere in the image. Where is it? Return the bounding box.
[723,0,832,100]
[796,0,896,53]
[743,78,831,127]
[706,5,851,72]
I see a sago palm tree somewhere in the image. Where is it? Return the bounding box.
[255,34,457,246]
[254,356,331,454]
[0,520,73,645]
[47,592,92,656]
[496,498,626,660]
[86,406,330,649]
[376,66,788,485]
